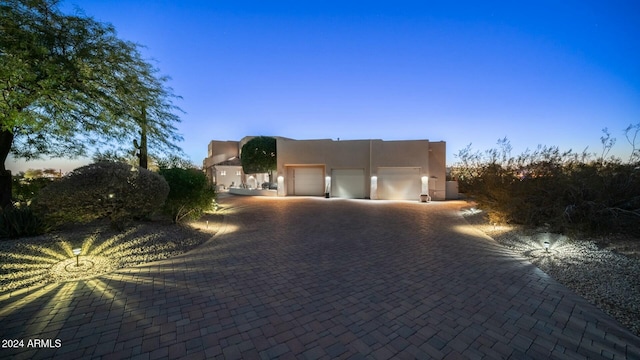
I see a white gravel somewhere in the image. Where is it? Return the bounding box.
[462,208,640,338]
[0,217,219,294]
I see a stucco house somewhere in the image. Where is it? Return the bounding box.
[203,136,277,189]
[203,140,242,189]
[204,137,447,201]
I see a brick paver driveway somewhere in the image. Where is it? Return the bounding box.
[2,196,639,359]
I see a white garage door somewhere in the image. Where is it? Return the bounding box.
[332,169,365,198]
[378,167,421,200]
[292,167,324,196]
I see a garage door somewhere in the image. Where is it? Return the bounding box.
[292,167,324,196]
[332,169,365,198]
[377,167,421,200]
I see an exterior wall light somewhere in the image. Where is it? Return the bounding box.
[73,248,81,266]
[543,241,550,252]
[420,176,430,202]
[277,176,285,196]
[370,176,378,200]
[325,176,331,198]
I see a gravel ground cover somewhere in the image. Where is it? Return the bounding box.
[462,206,640,338]
[0,213,221,294]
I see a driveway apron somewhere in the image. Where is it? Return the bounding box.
[1,196,639,359]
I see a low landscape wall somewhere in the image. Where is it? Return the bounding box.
[229,188,277,197]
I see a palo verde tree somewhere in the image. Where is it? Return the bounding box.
[0,0,183,207]
[119,60,184,169]
[240,136,277,177]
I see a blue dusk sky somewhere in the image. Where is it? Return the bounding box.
[8,0,640,172]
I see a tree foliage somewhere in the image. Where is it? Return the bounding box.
[156,154,197,170]
[0,0,183,206]
[241,136,277,174]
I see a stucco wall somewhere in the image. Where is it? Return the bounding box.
[277,139,331,167]
[428,141,446,200]
[204,141,240,184]
[207,140,239,159]
[370,140,430,174]
[213,165,242,189]
[277,138,445,199]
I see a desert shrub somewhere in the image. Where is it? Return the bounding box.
[12,176,55,205]
[452,139,640,235]
[0,205,49,238]
[561,162,640,234]
[159,167,216,222]
[33,162,169,228]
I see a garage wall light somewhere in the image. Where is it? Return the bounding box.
[277,176,285,196]
[325,176,331,198]
[370,176,378,200]
[421,176,429,195]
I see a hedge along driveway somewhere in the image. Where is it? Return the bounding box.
[1,196,639,359]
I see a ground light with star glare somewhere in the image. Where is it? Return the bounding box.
[0,213,231,340]
[0,213,226,294]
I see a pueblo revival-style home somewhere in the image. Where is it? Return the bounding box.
[203,136,447,201]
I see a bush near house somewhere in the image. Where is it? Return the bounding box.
[13,176,54,205]
[0,205,49,239]
[12,169,61,206]
[33,162,169,229]
[0,170,61,238]
[452,141,640,236]
[159,167,216,223]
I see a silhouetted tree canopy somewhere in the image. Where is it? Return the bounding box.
[241,136,276,174]
[0,0,183,206]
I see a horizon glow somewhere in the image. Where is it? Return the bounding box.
[7,1,640,173]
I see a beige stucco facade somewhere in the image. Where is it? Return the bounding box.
[203,136,281,189]
[203,140,240,185]
[204,137,446,200]
[276,138,446,200]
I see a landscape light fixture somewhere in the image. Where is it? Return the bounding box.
[543,241,550,252]
[72,248,82,266]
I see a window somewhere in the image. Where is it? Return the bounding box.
[236,170,242,176]
[220,170,226,176]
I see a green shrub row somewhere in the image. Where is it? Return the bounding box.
[32,162,170,229]
[0,161,217,238]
